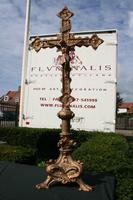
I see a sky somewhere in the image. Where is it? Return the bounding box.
[0,0,133,101]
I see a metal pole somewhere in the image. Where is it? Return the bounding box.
[19,0,31,126]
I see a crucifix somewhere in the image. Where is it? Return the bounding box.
[30,6,103,191]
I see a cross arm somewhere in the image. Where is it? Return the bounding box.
[67,33,104,50]
[30,33,103,52]
[29,35,62,52]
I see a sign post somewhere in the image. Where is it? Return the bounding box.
[19,0,31,126]
[30,7,103,191]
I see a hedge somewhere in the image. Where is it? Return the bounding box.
[0,127,60,161]
[0,144,37,164]
[0,127,92,161]
[0,127,133,199]
[73,133,129,171]
[72,133,133,200]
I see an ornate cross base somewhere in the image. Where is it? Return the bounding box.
[36,150,92,191]
[36,107,92,192]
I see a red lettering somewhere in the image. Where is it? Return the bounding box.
[105,65,111,70]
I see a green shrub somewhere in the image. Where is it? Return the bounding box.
[0,127,12,141]
[73,133,128,172]
[5,127,44,148]
[116,177,133,200]
[0,127,133,199]
[72,133,133,200]
[0,127,92,150]
[37,160,46,168]
[71,129,93,147]
[0,144,37,164]
[0,127,60,160]
[0,127,96,161]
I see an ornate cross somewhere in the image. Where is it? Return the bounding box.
[31,6,103,191]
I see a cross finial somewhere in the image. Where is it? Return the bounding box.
[57,6,74,42]
[57,6,74,20]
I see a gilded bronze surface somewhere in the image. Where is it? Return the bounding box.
[31,6,103,192]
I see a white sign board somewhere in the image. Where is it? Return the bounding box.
[20,30,117,132]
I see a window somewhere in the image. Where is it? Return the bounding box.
[4,95,9,102]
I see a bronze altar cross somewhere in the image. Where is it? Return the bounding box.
[31,6,103,191]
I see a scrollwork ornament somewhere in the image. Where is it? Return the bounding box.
[89,34,104,50]
[30,37,43,52]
